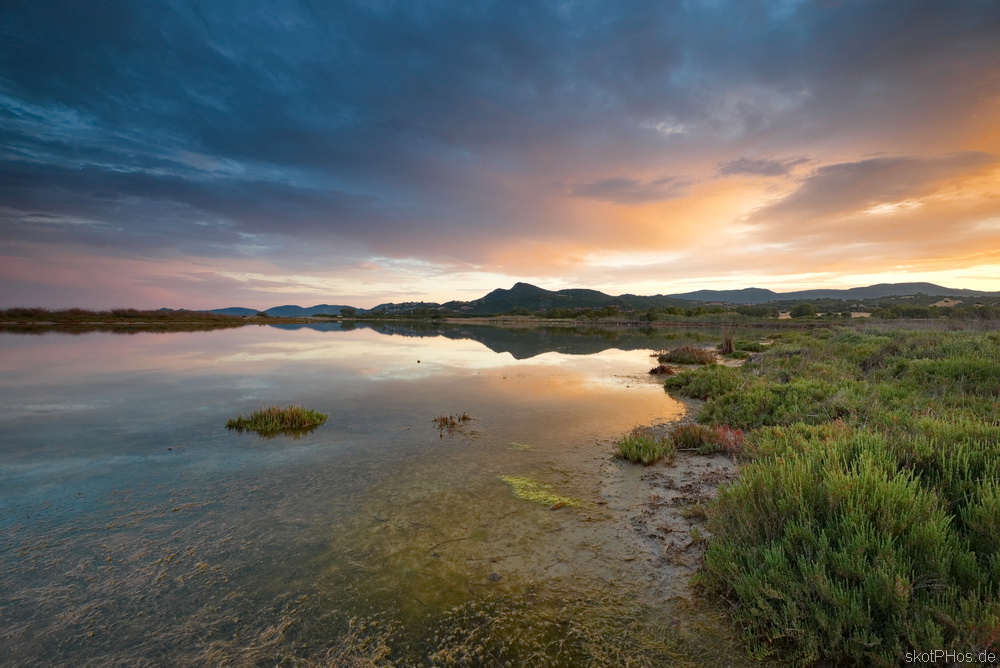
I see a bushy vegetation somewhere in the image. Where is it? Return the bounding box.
[226,405,328,435]
[0,307,249,334]
[665,328,1000,664]
[615,427,677,465]
[734,340,768,352]
[664,364,743,399]
[767,293,1000,322]
[0,307,241,323]
[657,345,717,365]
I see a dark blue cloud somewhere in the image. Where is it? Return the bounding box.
[2,0,1000,270]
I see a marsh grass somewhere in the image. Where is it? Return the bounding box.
[615,427,677,465]
[226,405,327,435]
[657,345,717,365]
[667,327,1000,664]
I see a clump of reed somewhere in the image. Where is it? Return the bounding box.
[615,427,676,465]
[433,412,473,435]
[657,345,717,365]
[648,364,676,375]
[226,405,328,435]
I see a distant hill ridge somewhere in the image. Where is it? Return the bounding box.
[208,304,356,317]
[669,282,996,304]
[198,281,997,316]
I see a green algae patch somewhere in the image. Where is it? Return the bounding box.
[509,442,535,451]
[226,405,327,436]
[499,475,579,508]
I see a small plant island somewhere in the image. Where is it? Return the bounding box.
[226,405,328,435]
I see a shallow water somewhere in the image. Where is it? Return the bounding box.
[0,323,740,665]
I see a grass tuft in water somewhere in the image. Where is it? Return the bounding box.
[434,412,474,436]
[226,405,327,435]
[433,412,471,429]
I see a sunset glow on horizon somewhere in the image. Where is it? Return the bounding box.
[3,1,1000,309]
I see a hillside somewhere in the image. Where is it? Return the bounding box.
[668,282,997,304]
[196,281,996,317]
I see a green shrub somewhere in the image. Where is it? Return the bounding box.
[960,481,1000,569]
[657,345,717,365]
[903,356,1000,397]
[701,432,998,666]
[615,427,676,465]
[668,423,717,451]
[664,365,744,400]
[690,328,1000,664]
[699,379,866,430]
[789,303,817,318]
[745,421,854,460]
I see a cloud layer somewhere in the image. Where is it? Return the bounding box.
[2,0,999,307]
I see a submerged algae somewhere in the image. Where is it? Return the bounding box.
[499,475,580,507]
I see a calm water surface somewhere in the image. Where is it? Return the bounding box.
[0,323,731,665]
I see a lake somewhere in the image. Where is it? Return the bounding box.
[0,322,744,665]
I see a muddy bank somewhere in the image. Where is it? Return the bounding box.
[596,385,739,598]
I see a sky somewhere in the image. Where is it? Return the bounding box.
[2,0,1000,310]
